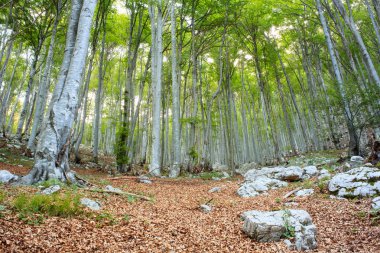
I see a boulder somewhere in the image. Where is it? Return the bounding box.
[295,189,314,197]
[242,209,317,251]
[275,166,303,181]
[41,185,61,195]
[244,166,284,181]
[302,166,319,179]
[104,185,123,194]
[372,197,380,210]
[237,176,288,197]
[328,167,380,198]
[236,162,259,175]
[0,170,18,183]
[80,198,101,211]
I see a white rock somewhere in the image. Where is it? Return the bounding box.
[200,204,212,213]
[302,166,318,179]
[209,187,222,193]
[318,169,331,180]
[242,209,317,251]
[138,176,152,184]
[237,176,288,197]
[104,185,123,193]
[329,167,380,197]
[0,170,18,183]
[41,185,61,195]
[372,197,380,210]
[275,166,304,181]
[295,189,314,197]
[350,156,364,162]
[80,198,101,211]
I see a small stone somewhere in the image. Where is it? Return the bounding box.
[365,163,374,167]
[284,201,299,207]
[295,189,314,197]
[222,172,230,178]
[41,185,61,195]
[284,239,294,250]
[350,156,364,162]
[80,198,101,211]
[138,176,152,184]
[212,177,221,181]
[200,204,212,213]
[209,187,222,193]
[0,170,18,183]
[104,185,123,193]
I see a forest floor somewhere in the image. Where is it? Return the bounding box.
[0,142,379,252]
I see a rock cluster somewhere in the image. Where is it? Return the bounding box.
[328,167,380,198]
[237,166,320,197]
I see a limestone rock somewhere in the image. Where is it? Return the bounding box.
[275,166,303,181]
[41,185,61,195]
[0,170,18,183]
[138,176,152,184]
[200,204,212,213]
[372,197,380,210]
[237,176,288,197]
[104,185,123,194]
[242,209,317,251]
[318,169,331,180]
[295,189,314,197]
[328,167,380,198]
[350,156,364,163]
[302,166,319,179]
[209,187,222,193]
[80,198,101,211]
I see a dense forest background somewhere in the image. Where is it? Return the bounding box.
[0,0,379,179]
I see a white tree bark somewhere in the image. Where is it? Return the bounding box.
[28,3,62,150]
[169,0,181,178]
[22,0,97,184]
[148,0,164,176]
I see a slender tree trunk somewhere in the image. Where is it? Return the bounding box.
[316,0,359,155]
[148,0,163,176]
[28,4,62,150]
[169,0,181,177]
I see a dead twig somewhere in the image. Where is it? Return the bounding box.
[283,187,303,199]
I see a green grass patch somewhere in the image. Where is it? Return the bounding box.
[13,192,84,219]
[199,171,224,180]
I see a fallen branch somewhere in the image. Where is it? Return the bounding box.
[82,188,153,201]
[283,187,303,199]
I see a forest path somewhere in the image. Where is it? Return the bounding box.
[0,162,379,252]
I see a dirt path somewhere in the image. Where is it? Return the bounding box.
[0,168,379,252]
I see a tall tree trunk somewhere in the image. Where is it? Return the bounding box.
[333,0,380,89]
[169,0,181,177]
[316,0,359,155]
[22,0,97,185]
[148,0,164,176]
[28,3,62,150]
